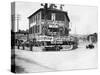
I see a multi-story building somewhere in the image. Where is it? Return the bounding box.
[28,4,70,42]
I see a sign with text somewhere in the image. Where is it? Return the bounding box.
[36,36,53,41]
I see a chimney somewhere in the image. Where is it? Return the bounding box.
[49,4,57,9]
[60,4,64,10]
[44,3,48,9]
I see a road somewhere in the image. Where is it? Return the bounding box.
[13,44,98,73]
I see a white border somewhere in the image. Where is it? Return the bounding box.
[0,0,99,75]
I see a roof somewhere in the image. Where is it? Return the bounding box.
[28,8,43,19]
[28,8,70,22]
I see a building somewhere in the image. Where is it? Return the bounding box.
[28,4,70,41]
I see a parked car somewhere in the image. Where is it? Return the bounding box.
[43,45,62,51]
[86,44,94,49]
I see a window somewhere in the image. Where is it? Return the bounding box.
[41,11,51,20]
[29,27,32,34]
[36,15,37,22]
[41,11,45,19]
[37,25,40,33]
[52,13,55,21]
[33,16,35,22]
[34,17,36,22]
[31,27,32,34]
[29,18,33,24]
[35,25,37,33]
[32,26,34,33]
[47,13,51,20]
[38,13,40,20]
[56,13,65,21]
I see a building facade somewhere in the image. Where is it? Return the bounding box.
[28,6,70,40]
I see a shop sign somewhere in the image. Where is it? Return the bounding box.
[36,36,53,41]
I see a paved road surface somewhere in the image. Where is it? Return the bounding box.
[14,44,97,73]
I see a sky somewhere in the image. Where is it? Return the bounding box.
[14,2,98,34]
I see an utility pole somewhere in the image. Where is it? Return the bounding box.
[16,14,20,32]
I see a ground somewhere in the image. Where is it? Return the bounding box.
[12,43,98,73]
